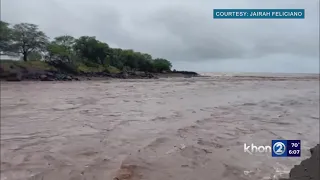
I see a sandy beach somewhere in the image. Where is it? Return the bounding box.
[1,74,319,180]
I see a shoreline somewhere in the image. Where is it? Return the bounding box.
[0,70,201,82]
[0,60,199,82]
[1,72,319,82]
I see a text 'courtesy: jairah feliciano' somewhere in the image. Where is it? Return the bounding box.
[213,9,305,19]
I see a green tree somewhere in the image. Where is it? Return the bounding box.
[46,35,75,62]
[121,49,139,70]
[1,21,176,74]
[73,36,110,65]
[108,48,124,69]
[152,58,172,72]
[54,35,75,47]
[0,21,14,55]
[10,23,49,61]
[135,52,153,72]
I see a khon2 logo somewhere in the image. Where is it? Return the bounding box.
[244,140,301,157]
[272,140,301,157]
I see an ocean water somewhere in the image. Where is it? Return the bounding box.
[1,76,319,180]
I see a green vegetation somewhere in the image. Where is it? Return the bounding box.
[0,60,56,72]
[0,21,172,74]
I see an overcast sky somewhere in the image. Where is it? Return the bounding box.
[1,0,319,73]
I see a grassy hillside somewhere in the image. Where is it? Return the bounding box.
[0,60,121,75]
[0,60,56,72]
[0,60,198,81]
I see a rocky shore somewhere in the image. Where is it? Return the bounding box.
[0,60,200,81]
[0,69,199,81]
[281,144,319,180]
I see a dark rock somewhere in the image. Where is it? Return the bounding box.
[144,72,155,79]
[40,74,54,81]
[40,74,47,79]
[280,144,320,180]
[55,74,65,80]
[171,70,199,76]
[46,72,55,77]
[122,72,128,79]
[66,76,72,81]
[6,72,22,81]
[73,77,80,81]
[55,74,72,81]
[32,73,42,80]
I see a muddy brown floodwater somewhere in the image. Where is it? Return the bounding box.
[1,75,319,180]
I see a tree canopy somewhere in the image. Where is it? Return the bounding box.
[10,23,49,61]
[47,35,75,62]
[0,21,14,55]
[0,21,173,73]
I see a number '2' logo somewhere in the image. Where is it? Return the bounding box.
[273,142,286,155]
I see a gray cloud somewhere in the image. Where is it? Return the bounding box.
[1,0,319,72]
